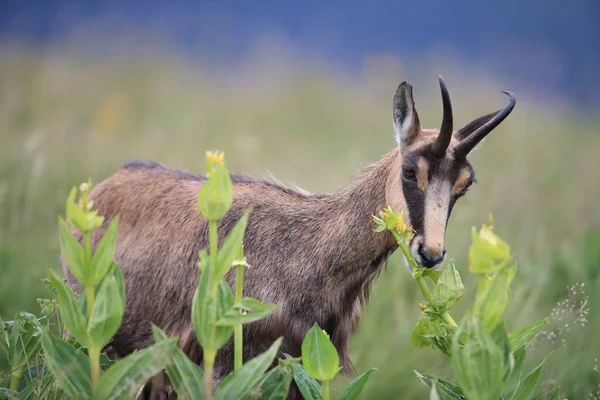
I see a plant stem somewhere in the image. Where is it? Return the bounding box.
[204,220,219,399]
[9,366,23,391]
[89,346,101,389]
[322,380,330,400]
[234,264,244,370]
[395,234,458,328]
[204,350,215,400]
[209,221,218,274]
[82,229,103,387]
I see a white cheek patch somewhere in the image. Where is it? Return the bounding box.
[423,179,451,258]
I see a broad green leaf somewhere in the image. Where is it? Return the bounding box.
[40,332,92,398]
[6,312,43,368]
[216,297,278,326]
[510,354,552,400]
[425,335,452,356]
[468,225,512,274]
[47,268,87,346]
[293,364,322,400]
[414,370,466,400]
[411,316,445,348]
[301,324,340,381]
[241,364,293,400]
[89,216,120,285]
[423,268,442,283]
[432,262,464,313]
[534,386,560,400]
[214,338,283,400]
[198,166,233,221]
[509,319,548,353]
[151,325,204,400]
[214,279,235,349]
[451,316,505,400]
[92,337,178,400]
[192,264,234,352]
[215,212,249,279]
[473,264,517,331]
[58,216,86,284]
[336,368,376,400]
[503,348,526,398]
[88,271,125,349]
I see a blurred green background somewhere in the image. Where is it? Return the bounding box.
[1,38,599,398]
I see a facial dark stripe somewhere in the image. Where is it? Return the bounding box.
[401,181,425,237]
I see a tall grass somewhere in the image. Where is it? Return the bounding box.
[1,40,599,398]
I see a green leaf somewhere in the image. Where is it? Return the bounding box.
[151,325,205,400]
[92,337,178,400]
[216,297,278,326]
[336,368,376,400]
[40,332,92,398]
[503,348,526,398]
[473,264,517,331]
[241,364,294,400]
[414,370,466,400]
[451,316,505,400]
[468,225,512,274]
[5,312,43,368]
[215,212,249,279]
[47,268,88,346]
[509,319,548,353]
[432,262,464,313]
[214,279,235,349]
[293,364,322,400]
[425,335,452,357]
[510,354,552,400]
[89,216,120,285]
[58,216,87,284]
[214,338,283,400]
[88,270,125,349]
[411,316,446,348]
[192,260,234,352]
[534,386,560,400]
[198,166,233,221]
[301,324,340,382]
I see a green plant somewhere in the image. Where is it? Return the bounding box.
[375,209,558,399]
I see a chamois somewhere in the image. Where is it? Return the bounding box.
[62,76,515,399]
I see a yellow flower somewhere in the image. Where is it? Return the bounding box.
[206,151,225,166]
[395,217,410,234]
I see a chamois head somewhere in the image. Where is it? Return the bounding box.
[391,76,516,268]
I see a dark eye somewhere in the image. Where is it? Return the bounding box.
[402,168,417,181]
[456,181,474,198]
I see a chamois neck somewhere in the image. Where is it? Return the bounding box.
[316,149,400,270]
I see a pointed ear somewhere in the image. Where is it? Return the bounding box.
[393,82,421,147]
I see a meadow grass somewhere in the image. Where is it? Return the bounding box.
[1,41,599,398]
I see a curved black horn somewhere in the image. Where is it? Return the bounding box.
[431,76,453,157]
[453,91,516,159]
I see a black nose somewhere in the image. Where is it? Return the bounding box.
[418,245,446,268]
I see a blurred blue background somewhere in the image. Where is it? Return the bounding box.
[2,0,599,108]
